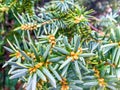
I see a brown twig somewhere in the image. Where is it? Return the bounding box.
[89,23,100,32]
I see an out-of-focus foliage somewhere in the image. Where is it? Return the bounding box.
[76,0,120,13]
[0,70,18,90]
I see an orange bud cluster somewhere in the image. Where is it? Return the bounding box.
[74,15,85,24]
[29,63,43,74]
[70,52,79,61]
[48,35,56,47]
[15,51,21,58]
[61,78,69,90]
[98,78,107,87]
[93,68,100,78]
[66,48,83,61]
[21,24,37,31]
[93,68,107,87]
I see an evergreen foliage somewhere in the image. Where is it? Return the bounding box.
[3,0,120,90]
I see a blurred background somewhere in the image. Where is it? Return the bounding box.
[0,0,120,90]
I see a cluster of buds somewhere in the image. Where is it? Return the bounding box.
[67,48,82,61]
[29,63,43,74]
[61,78,69,90]
[93,68,107,87]
[74,15,85,24]
[48,35,56,47]
[21,24,37,31]
[22,52,36,61]
[93,68,100,78]
[69,51,79,61]
[15,51,21,58]
[98,78,107,87]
